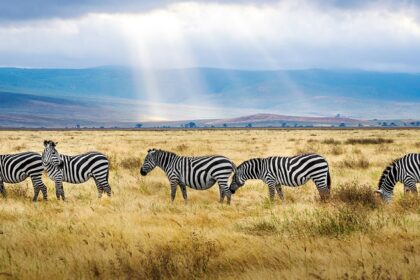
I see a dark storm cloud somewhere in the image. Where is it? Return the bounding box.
[2,0,419,21]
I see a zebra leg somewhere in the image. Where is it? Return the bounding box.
[179,183,188,204]
[170,181,178,203]
[0,181,6,198]
[31,176,46,202]
[275,184,284,201]
[218,180,231,205]
[219,185,225,203]
[94,177,104,198]
[40,183,48,201]
[55,181,65,201]
[268,183,276,201]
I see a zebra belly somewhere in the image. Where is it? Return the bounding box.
[185,178,216,190]
[63,172,91,184]
[2,172,28,184]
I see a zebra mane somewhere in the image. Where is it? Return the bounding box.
[237,158,263,169]
[44,140,57,147]
[150,149,178,157]
[378,159,398,190]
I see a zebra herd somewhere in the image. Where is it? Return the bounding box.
[0,140,419,203]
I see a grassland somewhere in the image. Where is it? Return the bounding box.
[0,129,419,279]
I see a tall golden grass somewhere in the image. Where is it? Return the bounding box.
[0,129,419,279]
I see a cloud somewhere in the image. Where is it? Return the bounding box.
[0,0,419,71]
[2,0,419,21]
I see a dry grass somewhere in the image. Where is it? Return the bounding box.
[345,138,394,145]
[338,156,370,169]
[0,129,419,279]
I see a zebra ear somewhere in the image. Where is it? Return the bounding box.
[43,140,48,147]
[375,189,383,194]
[54,142,58,146]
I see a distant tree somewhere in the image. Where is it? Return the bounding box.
[245,123,253,128]
[339,123,346,127]
[223,123,228,128]
[185,122,197,128]
[76,124,80,129]
[335,113,341,118]
[358,123,363,127]
[281,122,287,128]
[382,122,388,127]
[135,123,143,128]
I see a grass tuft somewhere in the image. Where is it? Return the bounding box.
[338,157,370,169]
[345,138,394,145]
[334,181,379,208]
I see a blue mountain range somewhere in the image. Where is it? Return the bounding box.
[0,66,419,127]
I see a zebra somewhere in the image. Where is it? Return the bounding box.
[229,154,331,201]
[140,149,236,204]
[377,153,419,201]
[0,152,48,201]
[42,140,111,200]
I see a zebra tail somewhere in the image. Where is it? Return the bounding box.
[327,169,331,190]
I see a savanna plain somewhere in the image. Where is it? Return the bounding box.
[0,129,419,280]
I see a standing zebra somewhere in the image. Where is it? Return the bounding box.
[140,149,236,204]
[42,140,111,200]
[229,154,331,201]
[377,153,419,201]
[0,152,48,201]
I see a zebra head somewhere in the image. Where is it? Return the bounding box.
[229,171,245,194]
[42,140,64,169]
[140,149,157,176]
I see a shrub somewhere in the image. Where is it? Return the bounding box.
[329,145,345,156]
[321,138,341,145]
[120,157,142,170]
[394,195,420,213]
[345,138,394,145]
[175,144,188,153]
[338,157,369,169]
[141,232,220,279]
[310,207,371,236]
[334,181,379,208]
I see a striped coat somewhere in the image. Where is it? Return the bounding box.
[0,152,47,201]
[377,153,419,201]
[230,154,331,201]
[140,149,235,204]
[42,140,111,200]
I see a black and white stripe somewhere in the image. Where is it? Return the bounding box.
[140,149,236,204]
[0,152,47,201]
[229,154,331,201]
[377,153,419,201]
[42,140,111,200]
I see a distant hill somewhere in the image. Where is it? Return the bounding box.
[1,66,420,127]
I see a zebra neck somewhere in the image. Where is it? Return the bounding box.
[241,159,263,180]
[381,164,399,193]
[156,152,177,174]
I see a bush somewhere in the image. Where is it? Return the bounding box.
[329,145,345,155]
[321,138,341,145]
[311,207,371,236]
[120,157,142,170]
[338,157,370,169]
[334,181,379,208]
[345,138,394,145]
[280,207,372,237]
[141,232,220,279]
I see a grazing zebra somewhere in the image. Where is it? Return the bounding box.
[42,140,111,200]
[0,152,47,201]
[140,149,236,204]
[377,153,419,201]
[229,154,331,201]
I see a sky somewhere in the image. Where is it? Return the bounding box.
[1,0,420,72]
